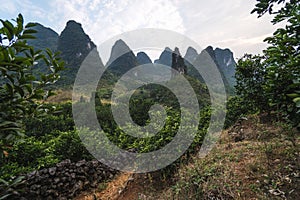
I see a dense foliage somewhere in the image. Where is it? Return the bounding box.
[0,14,64,199]
[0,14,64,146]
[236,0,300,126]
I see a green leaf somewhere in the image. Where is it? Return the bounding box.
[1,127,21,131]
[293,97,300,107]
[23,29,37,35]
[0,194,12,200]
[287,93,299,98]
[4,83,14,95]
[17,14,24,26]
[10,176,25,186]
[0,20,15,39]
[25,22,36,28]
[19,34,36,40]
[16,14,24,34]
[12,41,29,49]
[0,121,19,128]
[14,85,25,97]
[1,27,12,41]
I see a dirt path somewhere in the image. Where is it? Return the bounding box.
[116,174,151,200]
[75,173,134,200]
[75,172,163,200]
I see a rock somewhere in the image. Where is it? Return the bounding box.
[54,177,60,183]
[240,116,248,120]
[41,186,48,195]
[76,160,86,167]
[71,180,83,196]
[27,170,38,179]
[56,159,71,167]
[71,173,76,179]
[49,167,56,176]
[234,135,244,142]
[106,39,138,75]
[274,159,280,163]
[171,47,187,75]
[30,184,39,191]
[17,159,117,199]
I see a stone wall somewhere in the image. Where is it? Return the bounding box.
[18,159,116,200]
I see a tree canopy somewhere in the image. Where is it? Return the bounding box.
[235,0,300,126]
[0,14,64,145]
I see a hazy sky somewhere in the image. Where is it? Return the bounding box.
[0,0,281,60]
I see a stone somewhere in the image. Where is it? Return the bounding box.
[16,159,117,199]
[49,167,57,176]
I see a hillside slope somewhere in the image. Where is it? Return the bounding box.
[77,115,299,200]
[166,116,299,199]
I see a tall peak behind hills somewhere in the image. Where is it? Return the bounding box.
[154,47,173,67]
[184,46,198,64]
[137,52,152,65]
[106,39,138,75]
[56,20,97,85]
[58,20,96,63]
[106,39,132,66]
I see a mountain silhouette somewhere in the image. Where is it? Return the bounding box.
[154,47,172,67]
[25,21,236,91]
[56,20,97,85]
[137,52,152,65]
[106,39,138,75]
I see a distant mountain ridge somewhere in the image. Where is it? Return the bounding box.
[106,39,138,75]
[153,46,236,91]
[28,23,58,52]
[154,47,173,67]
[184,46,198,63]
[27,20,236,90]
[137,52,152,65]
[215,47,236,86]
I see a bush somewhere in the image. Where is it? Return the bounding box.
[224,96,254,128]
[0,129,93,180]
[24,103,74,138]
[51,130,93,162]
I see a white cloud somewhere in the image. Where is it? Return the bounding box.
[15,0,47,20]
[0,1,17,15]
[45,0,186,62]
[1,0,281,59]
[172,0,279,58]
[49,0,185,47]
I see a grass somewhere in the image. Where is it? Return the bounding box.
[165,115,300,200]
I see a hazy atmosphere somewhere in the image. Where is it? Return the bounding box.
[0,0,281,58]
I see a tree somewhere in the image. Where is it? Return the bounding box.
[0,14,64,146]
[235,54,268,113]
[236,0,299,126]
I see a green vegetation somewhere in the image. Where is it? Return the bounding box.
[0,0,299,198]
[155,1,300,199]
[0,14,64,148]
[236,0,300,127]
[0,14,64,198]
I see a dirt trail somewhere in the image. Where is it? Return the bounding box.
[75,172,161,200]
[75,173,134,200]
